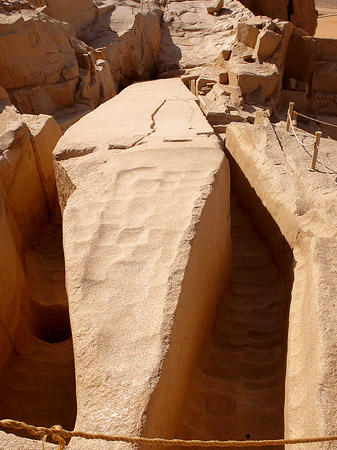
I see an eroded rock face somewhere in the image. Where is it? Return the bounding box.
[38,0,98,34]
[0,101,76,440]
[80,3,162,88]
[226,122,337,450]
[0,10,78,114]
[0,1,161,128]
[239,0,317,35]
[0,7,103,118]
[53,78,231,448]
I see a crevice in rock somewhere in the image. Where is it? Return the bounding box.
[177,153,294,445]
[136,99,167,146]
[287,0,294,22]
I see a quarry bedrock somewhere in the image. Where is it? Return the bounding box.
[226,122,337,450]
[53,78,231,450]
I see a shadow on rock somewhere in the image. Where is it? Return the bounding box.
[219,7,233,16]
[156,22,182,75]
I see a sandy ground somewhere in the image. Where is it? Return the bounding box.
[315,7,337,38]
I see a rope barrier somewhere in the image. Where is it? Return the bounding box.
[294,111,337,129]
[287,112,337,185]
[1,419,337,450]
[318,12,337,18]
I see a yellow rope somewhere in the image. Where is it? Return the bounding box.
[1,419,337,449]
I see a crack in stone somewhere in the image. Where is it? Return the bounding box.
[134,99,167,146]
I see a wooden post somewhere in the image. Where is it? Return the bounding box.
[286,102,294,132]
[310,131,322,171]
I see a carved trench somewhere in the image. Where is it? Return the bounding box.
[0,95,294,446]
[0,207,77,439]
[176,152,294,446]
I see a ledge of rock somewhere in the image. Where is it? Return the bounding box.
[225,121,337,445]
[53,78,231,448]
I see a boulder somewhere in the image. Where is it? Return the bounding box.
[253,29,282,60]
[227,60,280,102]
[0,3,162,118]
[80,7,162,89]
[297,80,309,93]
[284,29,315,82]
[245,15,274,29]
[219,72,229,84]
[218,49,232,66]
[254,110,271,125]
[270,20,293,70]
[196,78,217,93]
[207,0,224,15]
[0,86,10,104]
[283,77,297,90]
[10,79,79,115]
[236,23,259,48]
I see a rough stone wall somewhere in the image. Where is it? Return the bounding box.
[0,2,161,129]
[27,0,98,33]
[0,101,62,373]
[283,32,337,114]
[42,0,98,34]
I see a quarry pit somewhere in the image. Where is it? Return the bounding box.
[0,2,336,450]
